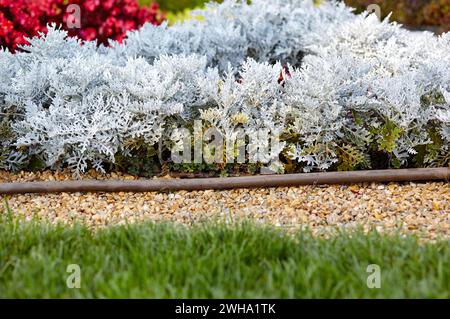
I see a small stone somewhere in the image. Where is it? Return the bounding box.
[0,169,448,240]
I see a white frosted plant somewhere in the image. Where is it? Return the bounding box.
[7,27,218,174]
[0,1,449,175]
[0,49,18,103]
[0,48,26,170]
[198,59,290,170]
[113,0,356,71]
[286,13,450,170]
[199,59,289,131]
[0,49,17,121]
[436,90,450,156]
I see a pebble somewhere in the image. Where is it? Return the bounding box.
[0,170,449,240]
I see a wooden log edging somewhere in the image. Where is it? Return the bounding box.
[0,168,449,195]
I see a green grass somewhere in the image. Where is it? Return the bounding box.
[141,0,218,12]
[0,210,448,298]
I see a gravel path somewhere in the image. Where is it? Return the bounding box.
[1,170,449,240]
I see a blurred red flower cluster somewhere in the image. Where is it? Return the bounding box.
[0,0,164,52]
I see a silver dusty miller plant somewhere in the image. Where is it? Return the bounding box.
[0,48,27,170]
[197,59,290,172]
[286,14,450,170]
[5,27,217,174]
[0,0,449,175]
[112,0,355,72]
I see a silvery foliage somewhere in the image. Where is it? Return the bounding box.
[5,27,216,174]
[198,59,289,170]
[286,14,450,170]
[1,0,449,174]
[112,0,355,71]
[0,48,28,170]
[199,59,288,132]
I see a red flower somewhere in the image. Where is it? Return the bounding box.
[0,0,165,52]
[102,0,116,11]
[83,0,100,13]
[79,27,97,41]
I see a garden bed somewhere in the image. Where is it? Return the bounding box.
[1,0,449,301]
[1,0,449,179]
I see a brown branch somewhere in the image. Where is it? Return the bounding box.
[0,168,448,195]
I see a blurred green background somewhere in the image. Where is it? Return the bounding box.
[140,0,217,12]
[141,0,449,32]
